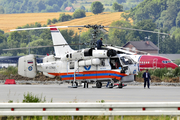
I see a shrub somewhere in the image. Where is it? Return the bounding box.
[47,19,51,25]
[51,18,58,24]
[58,13,72,22]
[22,92,46,103]
[1,66,18,76]
[73,9,86,19]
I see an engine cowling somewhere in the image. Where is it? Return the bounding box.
[18,54,37,78]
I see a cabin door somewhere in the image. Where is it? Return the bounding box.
[153,58,158,69]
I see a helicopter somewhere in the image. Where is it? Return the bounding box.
[4,25,173,89]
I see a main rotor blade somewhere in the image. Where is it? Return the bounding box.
[99,28,108,33]
[10,25,85,31]
[105,26,170,35]
[3,43,87,51]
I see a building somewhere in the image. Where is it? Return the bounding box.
[123,41,158,54]
[65,7,75,12]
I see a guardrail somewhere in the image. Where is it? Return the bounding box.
[0,102,180,120]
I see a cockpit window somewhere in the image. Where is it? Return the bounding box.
[162,61,172,64]
[120,56,135,65]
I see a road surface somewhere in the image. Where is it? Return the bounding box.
[0,84,179,102]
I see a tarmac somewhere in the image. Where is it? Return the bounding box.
[0,84,180,103]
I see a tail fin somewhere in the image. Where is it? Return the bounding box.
[50,26,73,57]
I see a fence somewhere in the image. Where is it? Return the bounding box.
[0,102,180,120]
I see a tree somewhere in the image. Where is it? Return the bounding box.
[0,29,4,34]
[51,18,58,24]
[72,9,86,19]
[37,1,46,12]
[176,12,180,28]
[0,6,4,14]
[126,19,157,44]
[80,5,85,10]
[0,32,5,43]
[61,1,68,11]
[116,0,126,4]
[47,19,52,25]
[90,1,104,14]
[108,20,132,46]
[112,2,123,12]
[58,13,72,22]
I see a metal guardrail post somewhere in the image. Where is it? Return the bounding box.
[109,116,114,120]
[177,116,180,120]
[21,116,23,120]
[42,116,48,120]
[72,116,74,120]
[121,116,123,120]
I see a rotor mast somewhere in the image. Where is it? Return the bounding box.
[84,25,105,48]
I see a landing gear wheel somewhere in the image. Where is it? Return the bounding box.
[72,82,78,87]
[118,83,123,88]
[109,83,113,88]
[96,82,102,88]
[84,82,89,88]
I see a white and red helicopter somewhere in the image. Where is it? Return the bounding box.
[5,25,177,88]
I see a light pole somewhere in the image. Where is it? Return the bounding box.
[162,35,165,53]
[158,28,159,56]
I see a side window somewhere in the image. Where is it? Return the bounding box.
[69,62,74,69]
[110,58,122,69]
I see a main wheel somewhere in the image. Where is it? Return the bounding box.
[96,82,102,88]
[72,82,78,87]
[109,83,113,88]
[118,83,123,88]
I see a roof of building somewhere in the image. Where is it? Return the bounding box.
[123,41,159,51]
[65,7,73,11]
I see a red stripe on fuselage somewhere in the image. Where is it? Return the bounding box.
[48,70,126,81]
[50,25,58,31]
[48,71,127,76]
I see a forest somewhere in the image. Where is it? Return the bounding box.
[0,0,75,13]
[0,0,144,14]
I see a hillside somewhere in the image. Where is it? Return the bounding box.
[0,12,93,33]
[53,12,133,33]
[129,0,180,31]
[0,12,132,33]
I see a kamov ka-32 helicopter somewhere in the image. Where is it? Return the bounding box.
[5,25,171,88]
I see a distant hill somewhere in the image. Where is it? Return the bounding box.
[0,0,144,14]
[0,12,132,33]
[129,0,180,31]
[0,0,76,14]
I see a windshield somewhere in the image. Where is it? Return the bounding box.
[120,56,135,65]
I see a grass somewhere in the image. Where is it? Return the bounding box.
[54,12,133,34]
[0,66,18,76]
[0,12,133,33]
